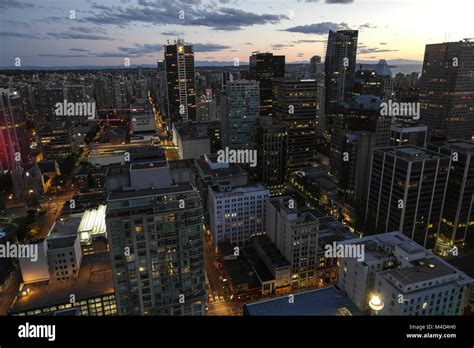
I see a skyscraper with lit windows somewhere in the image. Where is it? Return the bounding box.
[164,39,197,129]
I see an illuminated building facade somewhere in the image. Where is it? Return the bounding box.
[209,182,268,246]
[272,78,319,171]
[419,40,474,141]
[324,30,358,115]
[251,116,288,196]
[0,88,29,171]
[38,121,77,160]
[221,80,259,150]
[10,253,116,316]
[106,182,206,315]
[391,122,428,148]
[249,52,285,116]
[366,146,450,249]
[338,231,473,315]
[164,39,197,128]
[265,195,320,288]
[428,140,474,250]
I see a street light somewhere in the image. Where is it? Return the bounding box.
[369,294,384,315]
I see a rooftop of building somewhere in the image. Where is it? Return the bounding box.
[61,192,107,215]
[9,252,114,314]
[130,160,169,171]
[430,140,474,154]
[272,77,317,84]
[251,235,290,268]
[318,216,357,248]
[210,183,268,195]
[244,286,361,316]
[377,145,450,160]
[268,195,319,225]
[107,182,194,201]
[37,160,58,173]
[292,164,331,178]
[89,144,164,158]
[218,241,275,286]
[173,121,211,140]
[381,257,457,287]
[344,95,383,111]
[220,254,261,289]
[38,121,71,133]
[391,121,428,131]
[77,205,107,235]
[243,247,275,283]
[168,159,196,171]
[194,155,247,179]
[47,218,80,249]
[339,232,425,263]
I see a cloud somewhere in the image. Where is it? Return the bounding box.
[37,53,89,58]
[1,20,32,28]
[292,39,326,43]
[190,8,288,31]
[70,26,107,34]
[46,32,115,41]
[117,43,163,56]
[95,52,130,58]
[0,31,39,39]
[161,31,184,36]
[69,48,90,52]
[83,1,288,31]
[297,53,305,57]
[95,41,230,58]
[244,42,253,45]
[0,0,34,9]
[358,47,399,54]
[192,43,232,52]
[284,22,350,34]
[379,42,388,45]
[358,23,376,29]
[272,43,295,50]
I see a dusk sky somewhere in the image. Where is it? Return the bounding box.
[0,0,472,67]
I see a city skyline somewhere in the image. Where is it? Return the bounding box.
[0,3,473,345]
[1,0,472,68]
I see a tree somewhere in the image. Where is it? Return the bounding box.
[26,193,39,208]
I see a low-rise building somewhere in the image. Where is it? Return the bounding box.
[209,182,268,246]
[194,154,248,224]
[337,231,473,315]
[172,121,211,160]
[10,253,116,316]
[243,286,361,316]
[266,195,320,288]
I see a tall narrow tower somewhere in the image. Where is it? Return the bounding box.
[164,39,197,129]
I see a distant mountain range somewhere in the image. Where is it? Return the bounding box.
[0,59,423,75]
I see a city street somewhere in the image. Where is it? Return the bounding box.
[37,188,76,238]
[203,231,244,316]
[149,97,179,161]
